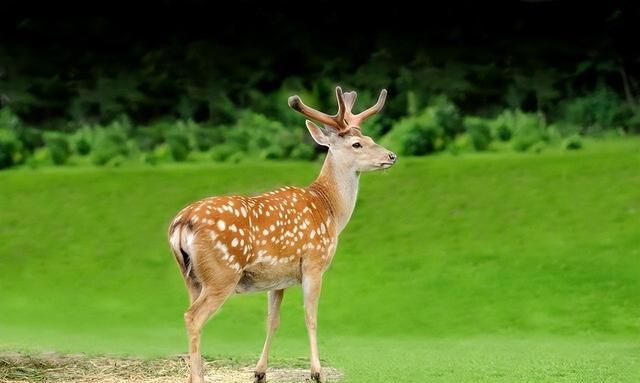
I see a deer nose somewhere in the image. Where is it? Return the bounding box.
[388,152,397,162]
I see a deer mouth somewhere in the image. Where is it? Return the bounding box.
[379,162,395,169]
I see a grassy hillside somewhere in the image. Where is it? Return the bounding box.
[1,139,639,382]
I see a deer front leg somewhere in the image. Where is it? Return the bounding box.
[254,289,284,383]
[302,271,324,383]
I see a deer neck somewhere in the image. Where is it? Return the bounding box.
[308,151,360,233]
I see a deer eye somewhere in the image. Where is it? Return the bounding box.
[352,142,362,149]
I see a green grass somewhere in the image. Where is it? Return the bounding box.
[1,139,639,382]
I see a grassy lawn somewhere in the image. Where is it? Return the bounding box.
[1,139,639,382]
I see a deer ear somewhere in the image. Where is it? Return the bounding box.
[305,120,331,146]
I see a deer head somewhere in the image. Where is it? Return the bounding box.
[288,86,397,172]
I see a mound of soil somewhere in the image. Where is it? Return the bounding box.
[0,352,343,382]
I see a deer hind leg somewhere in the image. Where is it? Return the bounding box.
[169,237,203,304]
[184,275,203,304]
[184,252,241,383]
[254,289,285,383]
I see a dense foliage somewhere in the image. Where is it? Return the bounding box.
[1,3,639,168]
[0,87,634,169]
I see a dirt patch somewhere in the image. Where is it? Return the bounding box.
[0,353,343,383]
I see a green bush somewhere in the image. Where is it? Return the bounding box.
[493,121,512,141]
[530,141,546,154]
[289,144,317,161]
[141,151,159,165]
[513,139,545,153]
[151,144,172,163]
[66,154,92,167]
[547,122,579,137]
[43,133,71,165]
[380,97,465,156]
[447,133,471,155]
[186,150,210,162]
[562,134,582,150]
[488,110,514,142]
[135,121,170,152]
[432,96,463,139]
[17,127,44,153]
[166,131,191,162]
[563,86,624,134]
[70,127,93,155]
[464,117,492,151]
[1,108,43,156]
[409,121,442,154]
[625,111,640,134]
[223,111,300,159]
[106,155,127,167]
[209,144,238,162]
[545,124,563,146]
[125,139,142,160]
[92,126,128,166]
[171,119,224,152]
[0,128,24,169]
[75,136,91,155]
[194,125,224,151]
[26,147,50,168]
[0,108,21,132]
[226,151,248,164]
[260,145,286,160]
[491,110,548,152]
[380,107,445,156]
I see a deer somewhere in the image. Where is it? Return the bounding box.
[167,86,397,383]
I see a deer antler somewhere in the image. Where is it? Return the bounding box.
[351,89,387,126]
[288,86,387,134]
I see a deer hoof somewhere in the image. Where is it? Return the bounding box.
[254,371,266,383]
[310,371,324,383]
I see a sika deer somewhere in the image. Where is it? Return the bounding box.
[168,86,396,383]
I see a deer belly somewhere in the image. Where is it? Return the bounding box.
[235,262,301,293]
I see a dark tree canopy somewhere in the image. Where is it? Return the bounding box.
[1,1,639,125]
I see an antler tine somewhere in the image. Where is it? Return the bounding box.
[353,89,387,124]
[334,86,349,132]
[342,91,358,112]
[288,94,337,127]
